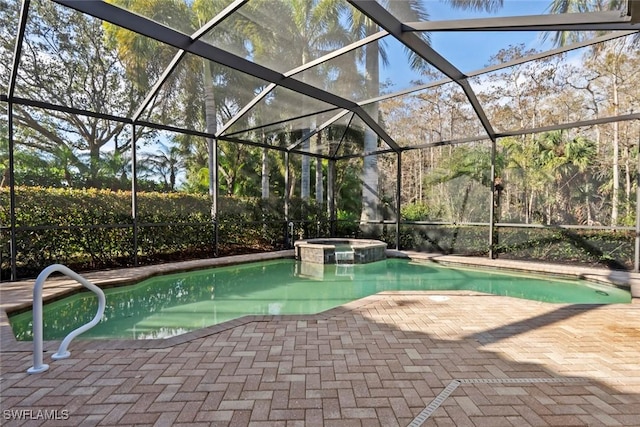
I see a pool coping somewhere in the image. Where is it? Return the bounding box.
[2,250,639,355]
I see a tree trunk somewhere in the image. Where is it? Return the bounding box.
[289,170,297,200]
[203,60,217,220]
[625,145,631,218]
[360,31,380,230]
[611,77,619,226]
[87,146,100,188]
[301,140,310,201]
[586,179,592,225]
[361,132,379,223]
[546,188,551,225]
[315,133,323,205]
[261,147,269,199]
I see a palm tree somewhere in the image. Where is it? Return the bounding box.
[545,0,636,226]
[249,0,346,203]
[346,2,425,230]
[499,135,557,223]
[142,142,185,191]
[545,0,632,46]
[96,150,132,190]
[559,133,598,224]
[109,0,262,204]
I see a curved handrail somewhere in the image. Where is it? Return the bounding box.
[27,264,106,374]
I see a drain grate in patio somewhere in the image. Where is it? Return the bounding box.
[407,377,589,427]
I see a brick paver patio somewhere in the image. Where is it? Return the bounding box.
[1,252,639,426]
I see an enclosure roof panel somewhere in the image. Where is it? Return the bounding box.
[0,0,636,152]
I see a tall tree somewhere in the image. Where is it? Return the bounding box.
[556,132,598,224]
[347,0,502,231]
[1,0,147,188]
[109,0,262,198]
[545,0,638,226]
[248,0,346,203]
[141,142,185,191]
[580,38,640,225]
[545,0,634,46]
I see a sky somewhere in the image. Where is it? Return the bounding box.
[381,0,560,89]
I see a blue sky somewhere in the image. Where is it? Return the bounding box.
[428,0,554,70]
[381,0,558,88]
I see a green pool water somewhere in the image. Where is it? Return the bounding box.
[9,258,631,341]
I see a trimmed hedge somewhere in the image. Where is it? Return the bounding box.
[0,187,289,278]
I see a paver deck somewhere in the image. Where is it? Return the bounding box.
[1,252,640,426]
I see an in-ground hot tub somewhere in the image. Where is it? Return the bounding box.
[294,238,387,264]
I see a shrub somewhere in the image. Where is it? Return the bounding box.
[0,188,287,278]
[401,202,442,221]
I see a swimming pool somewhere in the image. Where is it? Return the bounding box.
[9,258,631,340]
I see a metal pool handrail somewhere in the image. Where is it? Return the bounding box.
[27,264,106,374]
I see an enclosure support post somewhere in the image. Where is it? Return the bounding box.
[635,128,640,272]
[209,137,219,257]
[489,138,497,259]
[6,1,29,281]
[131,124,138,266]
[396,151,402,250]
[285,152,291,247]
[8,101,17,281]
[328,158,336,237]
